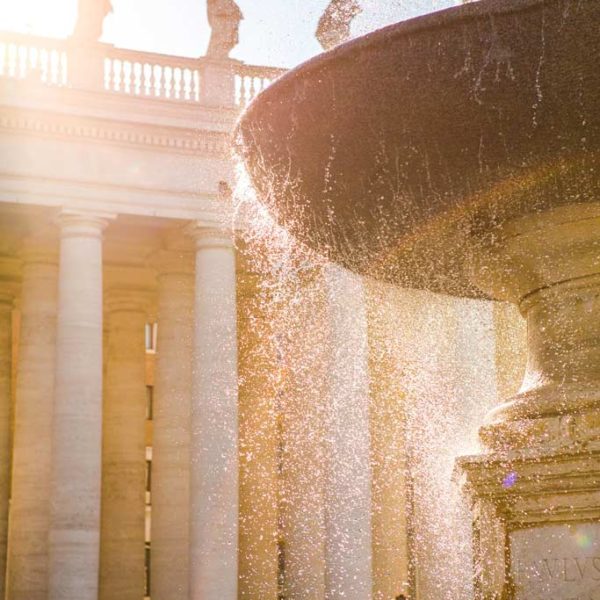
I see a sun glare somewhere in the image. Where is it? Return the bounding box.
[0,0,76,38]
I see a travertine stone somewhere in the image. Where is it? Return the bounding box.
[7,242,57,600]
[237,263,279,600]
[99,281,150,600]
[323,264,373,599]
[187,223,239,600]
[511,523,600,600]
[460,203,600,599]
[151,250,194,600]
[365,280,413,599]
[472,204,600,446]
[48,212,110,600]
[0,288,13,600]
[279,269,327,600]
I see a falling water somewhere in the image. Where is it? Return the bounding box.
[232,165,526,600]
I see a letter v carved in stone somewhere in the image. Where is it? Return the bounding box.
[542,558,561,579]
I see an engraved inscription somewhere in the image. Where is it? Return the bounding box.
[510,524,600,600]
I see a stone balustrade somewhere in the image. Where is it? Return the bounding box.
[0,30,286,107]
[0,32,68,86]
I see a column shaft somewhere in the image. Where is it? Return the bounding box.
[279,271,327,600]
[322,265,373,599]
[99,289,148,600]
[48,213,108,600]
[0,291,13,599]
[189,226,238,600]
[238,269,279,600]
[7,251,57,600]
[151,254,193,600]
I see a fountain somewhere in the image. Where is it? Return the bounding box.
[235,0,599,598]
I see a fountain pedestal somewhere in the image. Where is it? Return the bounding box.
[235,0,600,595]
[458,203,600,600]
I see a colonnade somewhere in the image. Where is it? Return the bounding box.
[0,211,239,600]
[0,209,407,600]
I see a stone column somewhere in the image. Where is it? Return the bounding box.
[187,223,239,600]
[151,250,194,600]
[6,240,57,600]
[99,272,151,600]
[0,285,14,600]
[48,211,110,600]
[237,265,279,600]
[365,279,412,600]
[322,265,373,599]
[279,269,327,600]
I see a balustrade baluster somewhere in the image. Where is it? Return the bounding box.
[194,69,201,102]
[115,60,123,92]
[173,67,181,100]
[103,58,110,91]
[234,74,242,105]
[18,45,27,78]
[7,43,15,78]
[121,61,131,94]
[245,76,252,106]
[28,46,37,80]
[239,76,246,106]
[183,68,191,101]
[154,65,163,98]
[132,62,140,95]
[0,43,6,77]
[142,63,151,95]
[39,48,48,83]
[50,49,59,85]
[162,66,171,98]
[60,51,67,85]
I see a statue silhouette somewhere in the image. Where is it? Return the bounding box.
[72,0,113,41]
[206,0,243,59]
[316,0,361,50]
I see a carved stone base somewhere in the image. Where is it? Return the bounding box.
[458,445,600,600]
[457,204,600,599]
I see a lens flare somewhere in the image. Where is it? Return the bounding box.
[502,471,518,489]
[574,530,593,550]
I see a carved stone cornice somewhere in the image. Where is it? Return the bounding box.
[0,106,231,157]
[457,444,600,600]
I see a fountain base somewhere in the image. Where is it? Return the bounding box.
[458,446,600,600]
[457,203,600,599]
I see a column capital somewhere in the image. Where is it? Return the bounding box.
[56,209,116,239]
[184,221,235,250]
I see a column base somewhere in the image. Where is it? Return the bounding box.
[457,444,600,600]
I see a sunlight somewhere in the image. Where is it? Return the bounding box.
[0,0,76,38]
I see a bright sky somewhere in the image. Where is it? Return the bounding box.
[0,0,459,68]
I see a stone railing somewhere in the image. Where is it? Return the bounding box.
[104,46,204,102]
[0,31,68,86]
[0,30,286,107]
[235,63,286,107]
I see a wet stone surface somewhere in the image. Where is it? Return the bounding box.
[510,523,600,600]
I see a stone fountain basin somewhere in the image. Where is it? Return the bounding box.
[236,0,599,299]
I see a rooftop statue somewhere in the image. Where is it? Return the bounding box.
[206,0,243,59]
[72,0,113,41]
[316,0,362,51]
